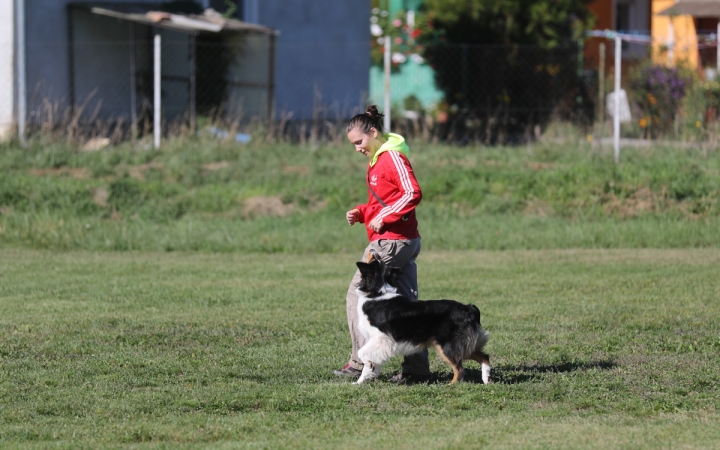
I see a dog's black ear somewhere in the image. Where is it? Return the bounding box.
[356,261,376,277]
[357,259,383,277]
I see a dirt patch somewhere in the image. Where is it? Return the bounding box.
[126,162,164,181]
[281,165,310,176]
[242,196,295,218]
[93,187,110,207]
[603,187,657,218]
[203,161,230,172]
[527,162,556,171]
[82,137,111,152]
[523,198,554,217]
[30,167,91,179]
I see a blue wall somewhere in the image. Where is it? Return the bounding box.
[250,0,370,120]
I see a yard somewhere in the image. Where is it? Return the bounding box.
[2,248,719,448]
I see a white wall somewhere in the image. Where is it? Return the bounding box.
[0,0,14,139]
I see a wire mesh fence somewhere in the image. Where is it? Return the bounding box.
[6,33,720,146]
[387,44,595,143]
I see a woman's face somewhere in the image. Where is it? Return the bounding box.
[347,126,379,158]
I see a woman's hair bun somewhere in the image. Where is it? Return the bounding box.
[347,105,385,134]
[365,105,384,121]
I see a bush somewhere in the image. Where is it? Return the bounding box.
[630,64,692,138]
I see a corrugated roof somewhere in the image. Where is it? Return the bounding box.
[657,0,720,18]
[70,2,278,35]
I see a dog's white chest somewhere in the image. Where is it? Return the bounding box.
[356,290,388,340]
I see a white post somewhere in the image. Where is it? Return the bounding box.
[383,35,391,132]
[16,0,26,146]
[614,34,621,164]
[153,32,161,149]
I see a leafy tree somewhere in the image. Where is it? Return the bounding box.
[422,0,592,46]
[416,0,595,142]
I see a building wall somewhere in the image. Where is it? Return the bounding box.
[20,0,369,124]
[246,0,370,120]
[585,0,651,70]
[651,0,699,68]
[0,0,14,139]
[24,0,146,123]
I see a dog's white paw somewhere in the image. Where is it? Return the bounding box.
[481,363,491,385]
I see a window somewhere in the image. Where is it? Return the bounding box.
[616,3,630,50]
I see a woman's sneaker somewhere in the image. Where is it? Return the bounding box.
[333,364,362,377]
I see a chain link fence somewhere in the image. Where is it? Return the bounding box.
[6,33,720,145]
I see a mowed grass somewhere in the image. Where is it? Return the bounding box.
[1,249,719,448]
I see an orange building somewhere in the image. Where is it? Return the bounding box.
[584,0,720,74]
[652,1,720,73]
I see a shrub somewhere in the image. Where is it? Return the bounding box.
[630,64,691,138]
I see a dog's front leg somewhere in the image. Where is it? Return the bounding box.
[354,364,375,385]
[354,336,388,384]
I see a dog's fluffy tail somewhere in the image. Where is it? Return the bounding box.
[475,329,490,351]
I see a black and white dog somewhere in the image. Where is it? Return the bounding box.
[354,255,491,385]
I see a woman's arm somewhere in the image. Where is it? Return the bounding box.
[374,152,422,225]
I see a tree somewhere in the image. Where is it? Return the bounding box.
[418,0,595,142]
[423,0,592,46]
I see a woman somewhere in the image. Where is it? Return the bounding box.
[333,105,430,383]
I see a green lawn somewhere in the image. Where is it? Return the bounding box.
[2,139,720,251]
[2,249,719,448]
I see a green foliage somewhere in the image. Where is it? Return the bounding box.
[416,0,596,140]
[222,0,237,18]
[629,64,693,138]
[421,0,594,46]
[370,7,438,66]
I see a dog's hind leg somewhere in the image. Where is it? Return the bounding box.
[469,351,491,384]
[435,344,465,384]
[355,335,393,384]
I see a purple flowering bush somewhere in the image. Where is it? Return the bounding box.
[630,64,692,138]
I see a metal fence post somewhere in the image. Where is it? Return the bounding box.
[614,34,621,164]
[154,31,161,149]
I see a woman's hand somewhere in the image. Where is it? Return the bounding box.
[346,209,360,225]
[369,217,384,233]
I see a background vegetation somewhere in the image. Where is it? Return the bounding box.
[1,136,719,252]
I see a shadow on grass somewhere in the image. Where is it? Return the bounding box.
[330,360,617,386]
[462,359,617,385]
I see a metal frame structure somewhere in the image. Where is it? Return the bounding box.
[66,2,278,147]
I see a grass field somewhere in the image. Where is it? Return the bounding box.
[2,138,720,251]
[2,248,719,448]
